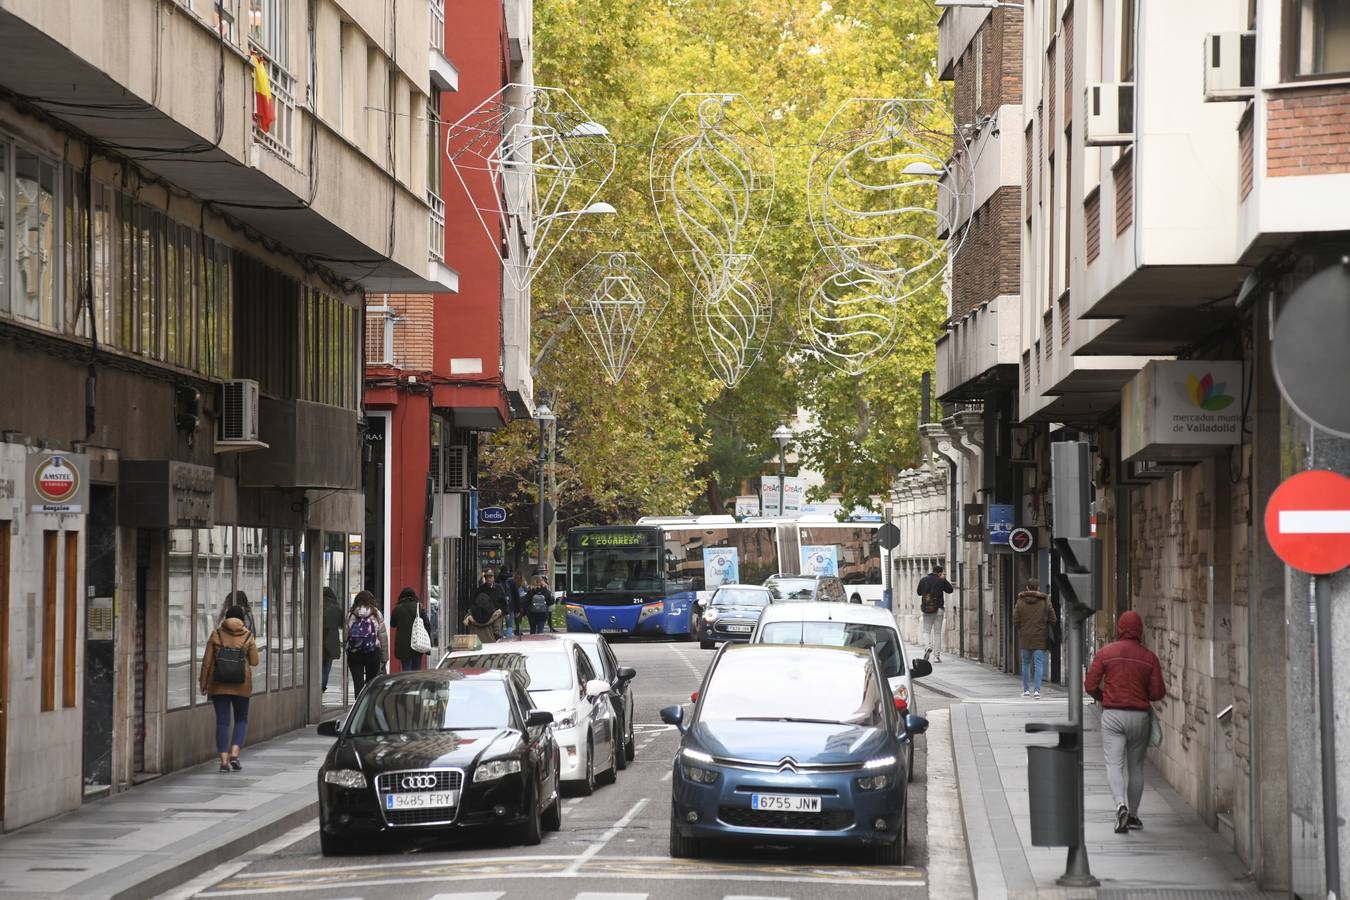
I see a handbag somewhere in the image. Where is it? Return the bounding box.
[1148,706,1163,747]
[409,614,432,654]
[212,628,247,684]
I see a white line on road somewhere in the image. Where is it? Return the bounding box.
[156,819,319,900]
[563,798,650,875]
[1279,509,1350,533]
[666,644,705,680]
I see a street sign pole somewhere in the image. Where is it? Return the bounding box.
[1033,440,1099,888]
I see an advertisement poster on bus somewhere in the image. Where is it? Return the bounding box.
[799,545,839,576]
[782,477,806,517]
[703,547,740,587]
[760,476,783,516]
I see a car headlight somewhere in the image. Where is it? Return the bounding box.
[863,755,896,770]
[553,713,577,730]
[473,758,523,782]
[323,769,367,789]
[637,603,664,623]
[682,747,714,764]
[682,763,720,784]
[702,610,718,623]
[855,773,893,791]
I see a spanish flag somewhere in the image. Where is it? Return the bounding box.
[252,54,275,134]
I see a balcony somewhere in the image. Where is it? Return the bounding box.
[935,296,1019,404]
[428,190,445,263]
[250,45,296,164]
[429,0,458,91]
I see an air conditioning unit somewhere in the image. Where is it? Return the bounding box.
[219,379,260,442]
[1204,32,1255,100]
[443,444,469,492]
[1085,83,1134,146]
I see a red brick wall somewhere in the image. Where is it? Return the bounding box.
[364,293,435,371]
[951,186,1022,319]
[1114,150,1134,236]
[1239,108,1254,200]
[953,10,1024,132]
[1085,187,1101,263]
[1266,87,1350,177]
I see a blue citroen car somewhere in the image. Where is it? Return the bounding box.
[660,643,927,864]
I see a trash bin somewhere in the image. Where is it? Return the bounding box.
[1027,743,1080,846]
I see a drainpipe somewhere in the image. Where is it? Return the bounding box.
[921,422,963,657]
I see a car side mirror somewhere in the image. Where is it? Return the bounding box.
[526,710,554,728]
[909,659,933,679]
[585,679,612,699]
[659,704,685,730]
[317,719,340,737]
[905,713,929,736]
[616,666,637,683]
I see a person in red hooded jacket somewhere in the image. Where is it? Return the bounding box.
[1084,609,1165,834]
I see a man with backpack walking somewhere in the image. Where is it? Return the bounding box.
[345,591,388,695]
[523,575,553,633]
[916,563,954,662]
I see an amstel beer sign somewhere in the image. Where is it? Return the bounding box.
[26,451,89,514]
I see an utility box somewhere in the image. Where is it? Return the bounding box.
[1027,723,1082,846]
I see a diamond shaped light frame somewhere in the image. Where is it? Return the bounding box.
[564,252,672,384]
[444,84,616,292]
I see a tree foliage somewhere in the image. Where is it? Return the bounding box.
[479,0,949,530]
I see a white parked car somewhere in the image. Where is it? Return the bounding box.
[750,602,931,779]
[440,634,619,795]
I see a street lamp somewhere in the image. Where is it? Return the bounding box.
[773,423,792,516]
[535,403,556,579]
[902,161,945,177]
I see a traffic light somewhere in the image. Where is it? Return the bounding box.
[1053,536,1101,610]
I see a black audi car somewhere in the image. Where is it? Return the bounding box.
[316,668,560,855]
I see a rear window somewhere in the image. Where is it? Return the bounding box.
[758,621,905,678]
[697,649,885,728]
[766,579,816,601]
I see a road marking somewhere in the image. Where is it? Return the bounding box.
[563,798,650,875]
[157,819,318,900]
[666,643,705,680]
[1279,509,1350,533]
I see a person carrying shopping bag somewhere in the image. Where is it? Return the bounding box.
[391,585,432,671]
[199,604,260,772]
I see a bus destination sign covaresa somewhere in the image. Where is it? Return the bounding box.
[573,531,657,548]
[27,451,90,514]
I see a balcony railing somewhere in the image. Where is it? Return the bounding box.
[428,190,445,262]
[250,44,296,163]
[366,304,397,366]
[429,0,445,53]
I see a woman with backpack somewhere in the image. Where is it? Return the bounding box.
[524,575,553,634]
[199,605,260,772]
[345,591,388,695]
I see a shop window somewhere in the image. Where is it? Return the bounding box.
[292,533,305,687]
[41,531,57,712]
[1285,0,1350,77]
[196,527,235,692]
[10,147,62,331]
[166,529,195,711]
[63,532,78,708]
[238,528,270,694]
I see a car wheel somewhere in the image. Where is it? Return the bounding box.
[875,820,907,865]
[598,733,618,785]
[542,788,563,831]
[319,828,354,857]
[575,735,596,796]
[615,716,629,771]
[516,785,542,846]
[668,808,702,859]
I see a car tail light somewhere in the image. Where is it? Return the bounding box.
[690,690,699,702]
[893,696,908,713]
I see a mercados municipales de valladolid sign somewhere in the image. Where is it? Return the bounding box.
[1121,360,1242,461]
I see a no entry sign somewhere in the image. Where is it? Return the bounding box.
[1264,470,1350,575]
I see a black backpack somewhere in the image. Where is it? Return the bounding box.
[528,589,550,614]
[212,628,247,684]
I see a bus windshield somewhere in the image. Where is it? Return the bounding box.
[570,546,663,594]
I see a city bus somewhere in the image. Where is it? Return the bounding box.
[563,515,886,638]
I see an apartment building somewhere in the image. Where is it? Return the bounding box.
[364,0,536,657]
[0,0,447,830]
[930,0,1350,890]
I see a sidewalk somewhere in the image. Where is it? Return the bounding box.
[922,653,1265,898]
[0,727,330,899]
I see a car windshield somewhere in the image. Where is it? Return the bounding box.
[766,579,816,601]
[713,588,770,608]
[445,650,573,691]
[697,649,885,728]
[347,676,509,735]
[759,621,905,678]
